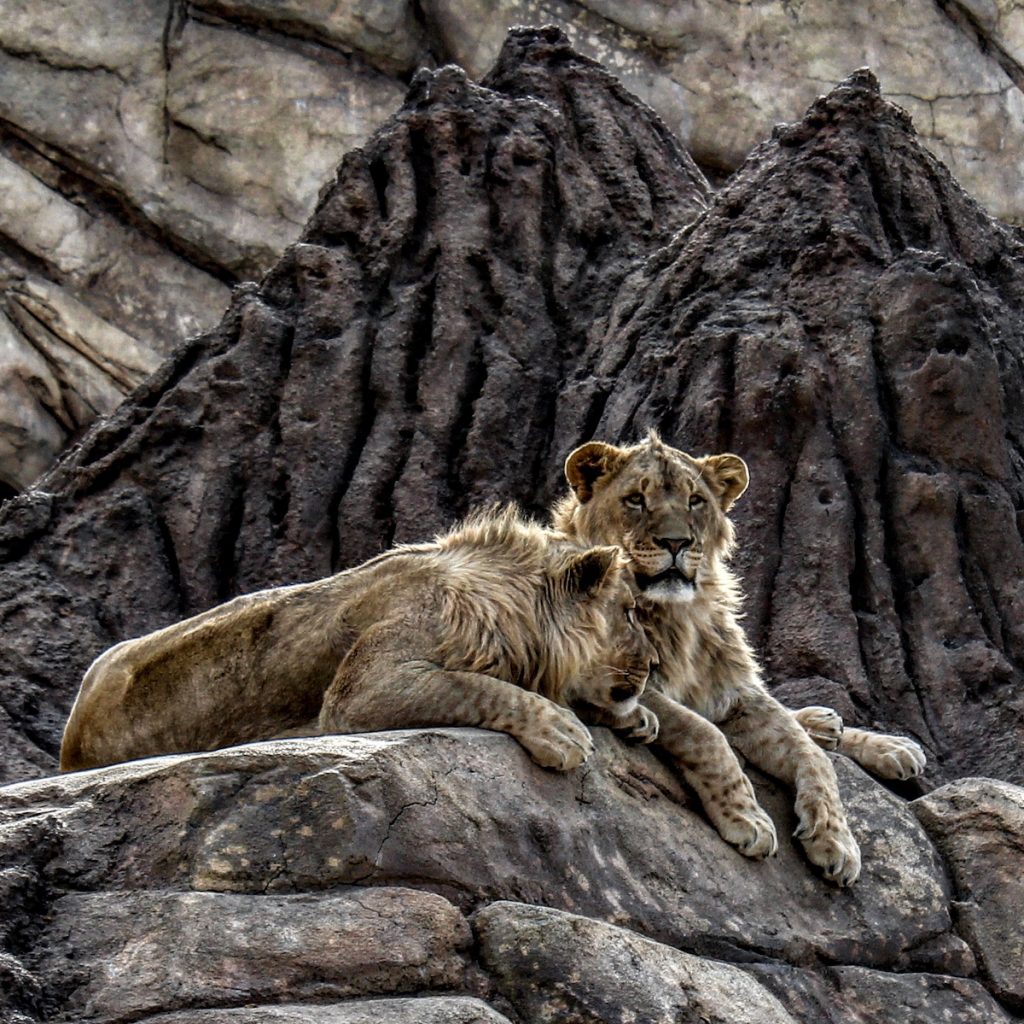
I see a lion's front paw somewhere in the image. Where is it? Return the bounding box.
[794,705,844,751]
[854,732,927,780]
[708,798,778,860]
[794,798,861,886]
[614,705,660,744]
[519,704,594,771]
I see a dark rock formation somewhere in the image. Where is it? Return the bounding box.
[562,68,1024,786]
[3,33,1024,788]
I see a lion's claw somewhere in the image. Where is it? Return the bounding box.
[794,705,844,751]
[520,702,594,771]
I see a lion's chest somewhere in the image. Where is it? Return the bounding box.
[646,608,746,721]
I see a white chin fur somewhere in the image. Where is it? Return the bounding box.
[643,577,697,603]
[609,696,639,717]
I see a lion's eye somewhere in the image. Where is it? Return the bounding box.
[625,607,636,625]
[689,493,706,508]
[624,493,646,510]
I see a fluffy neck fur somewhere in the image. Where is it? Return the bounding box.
[428,506,618,704]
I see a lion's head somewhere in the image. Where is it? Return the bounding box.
[552,431,749,604]
[553,545,659,715]
[434,507,656,714]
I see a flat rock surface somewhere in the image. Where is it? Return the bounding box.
[135,1000,512,1024]
[38,888,470,1023]
[747,964,1015,1024]
[0,729,988,1021]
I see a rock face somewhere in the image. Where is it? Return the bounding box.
[1,728,1019,1022]
[2,26,1024,1024]
[914,779,1024,1012]
[3,1,1024,495]
[2,30,1024,790]
[0,26,709,784]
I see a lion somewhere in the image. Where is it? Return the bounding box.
[552,432,927,886]
[60,506,658,773]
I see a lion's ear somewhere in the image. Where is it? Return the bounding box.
[701,454,749,511]
[561,546,621,598]
[565,442,624,503]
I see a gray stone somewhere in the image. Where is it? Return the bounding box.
[137,998,511,1023]
[914,779,1024,1012]
[474,901,797,1024]
[1,731,951,970]
[35,887,471,1022]
[0,277,164,491]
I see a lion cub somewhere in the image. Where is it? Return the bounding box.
[60,507,657,773]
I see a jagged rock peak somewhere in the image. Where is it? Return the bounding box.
[0,27,713,785]
[578,71,1024,786]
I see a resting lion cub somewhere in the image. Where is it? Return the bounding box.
[554,433,927,886]
[61,507,657,773]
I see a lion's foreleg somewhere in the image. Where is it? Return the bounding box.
[836,725,927,781]
[720,691,861,885]
[793,706,927,780]
[318,625,594,771]
[642,691,777,859]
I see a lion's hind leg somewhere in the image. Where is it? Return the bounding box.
[793,706,926,781]
[836,727,926,780]
[318,623,594,771]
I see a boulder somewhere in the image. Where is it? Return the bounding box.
[0,728,1003,1021]
[475,901,796,1024]
[914,779,1024,1012]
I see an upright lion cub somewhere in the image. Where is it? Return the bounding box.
[61,507,657,773]
[554,432,927,885]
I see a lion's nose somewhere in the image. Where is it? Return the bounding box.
[610,681,643,702]
[655,536,693,556]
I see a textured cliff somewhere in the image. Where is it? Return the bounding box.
[4,0,1024,494]
[2,30,1023,788]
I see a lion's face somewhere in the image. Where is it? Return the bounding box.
[588,573,659,714]
[548,543,657,713]
[555,434,749,604]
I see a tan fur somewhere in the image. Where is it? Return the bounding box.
[61,507,657,773]
[554,433,925,884]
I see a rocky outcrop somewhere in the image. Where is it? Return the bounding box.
[4,1,1024,494]
[2,728,1019,1022]
[0,26,710,785]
